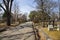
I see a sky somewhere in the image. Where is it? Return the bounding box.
[14,0,59,14]
[14,0,36,14]
[0,0,59,14]
[0,0,59,19]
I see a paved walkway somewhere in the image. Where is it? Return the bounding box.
[0,22,35,40]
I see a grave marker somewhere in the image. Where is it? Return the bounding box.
[48,25,53,31]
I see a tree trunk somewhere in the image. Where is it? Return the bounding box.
[53,20,54,27]
[6,12,11,26]
[7,16,11,26]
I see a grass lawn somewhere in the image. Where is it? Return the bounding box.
[0,23,6,27]
[11,22,19,27]
[0,22,19,27]
[43,28,60,40]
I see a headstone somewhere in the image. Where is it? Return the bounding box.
[48,25,53,31]
[57,25,60,31]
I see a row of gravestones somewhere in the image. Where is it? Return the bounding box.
[48,25,60,31]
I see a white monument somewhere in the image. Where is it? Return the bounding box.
[57,25,60,31]
[48,25,53,31]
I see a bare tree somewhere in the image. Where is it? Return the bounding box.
[13,2,19,23]
[58,0,60,20]
[51,12,57,27]
[0,0,14,26]
[35,0,58,27]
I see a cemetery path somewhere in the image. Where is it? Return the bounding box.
[0,22,35,40]
[39,28,53,40]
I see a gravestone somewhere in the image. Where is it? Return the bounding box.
[57,25,60,31]
[48,25,53,31]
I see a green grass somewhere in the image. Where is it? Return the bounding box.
[43,28,60,40]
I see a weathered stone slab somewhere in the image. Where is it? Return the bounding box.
[57,25,60,31]
[48,25,53,31]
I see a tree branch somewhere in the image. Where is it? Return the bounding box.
[3,0,7,9]
[7,0,10,10]
[0,4,6,11]
[10,0,14,12]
